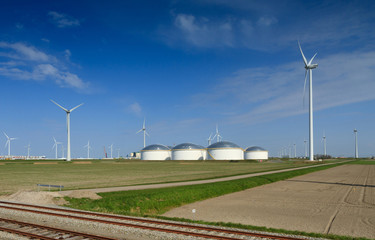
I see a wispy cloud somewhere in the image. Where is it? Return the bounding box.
[48,11,80,28]
[161,1,374,50]
[192,50,375,125]
[0,42,89,90]
[129,102,142,116]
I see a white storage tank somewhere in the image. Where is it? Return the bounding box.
[206,141,243,160]
[171,143,206,160]
[244,146,268,160]
[141,144,171,160]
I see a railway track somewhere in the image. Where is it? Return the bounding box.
[0,217,116,240]
[0,201,307,240]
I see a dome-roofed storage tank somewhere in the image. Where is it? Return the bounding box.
[206,141,243,160]
[140,144,171,160]
[244,146,268,160]
[171,143,206,160]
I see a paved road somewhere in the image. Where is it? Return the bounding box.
[61,161,346,196]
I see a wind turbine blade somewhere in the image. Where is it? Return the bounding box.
[70,103,84,112]
[302,70,308,107]
[50,99,69,112]
[53,137,57,143]
[298,41,308,66]
[136,129,143,134]
[5,140,9,148]
[308,53,317,65]
[145,131,150,137]
[10,138,17,140]
[143,118,146,128]
[3,132,9,139]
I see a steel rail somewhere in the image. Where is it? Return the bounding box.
[0,217,117,240]
[0,201,306,240]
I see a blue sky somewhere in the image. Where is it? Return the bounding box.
[1,0,374,158]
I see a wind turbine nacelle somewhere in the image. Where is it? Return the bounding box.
[308,64,318,69]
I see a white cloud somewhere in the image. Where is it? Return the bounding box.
[192,51,375,125]
[48,11,80,28]
[257,16,277,27]
[129,102,142,116]
[0,42,89,90]
[172,14,234,47]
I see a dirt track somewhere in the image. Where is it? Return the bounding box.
[163,164,375,239]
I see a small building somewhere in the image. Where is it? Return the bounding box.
[171,143,206,160]
[140,144,171,160]
[244,146,268,160]
[206,141,243,160]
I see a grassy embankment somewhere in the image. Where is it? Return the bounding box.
[65,162,368,240]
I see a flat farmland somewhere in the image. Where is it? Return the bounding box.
[163,163,375,239]
[0,160,319,195]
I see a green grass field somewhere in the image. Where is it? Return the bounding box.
[0,159,327,195]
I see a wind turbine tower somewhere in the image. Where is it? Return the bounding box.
[26,143,31,160]
[84,141,91,159]
[4,132,16,157]
[52,137,62,159]
[322,132,327,156]
[109,144,113,159]
[354,129,358,159]
[298,42,318,161]
[136,118,149,148]
[51,100,83,161]
[207,133,213,146]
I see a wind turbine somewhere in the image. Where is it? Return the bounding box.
[51,99,83,161]
[61,144,65,159]
[136,118,149,148]
[354,129,358,159]
[213,124,222,143]
[207,133,213,146]
[322,132,327,156]
[109,144,113,158]
[299,41,318,161]
[26,143,31,160]
[117,148,120,158]
[304,139,307,158]
[52,137,62,159]
[84,141,91,159]
[4,132,16,157]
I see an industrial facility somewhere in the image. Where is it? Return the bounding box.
[244,146,269,160]
[140,144,171,160]
[171,143,206,160]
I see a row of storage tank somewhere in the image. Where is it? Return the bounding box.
[141,141,268,160]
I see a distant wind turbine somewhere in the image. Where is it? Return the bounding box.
[117,148,120,158]
[207,133,213,146]
[109,144,113,159]
[213,124,222,143]
[51,99,83,161]
[304,139,307,158]
[298,41,318,161]
[26,143,31,160]
[4,132,16,157]
[322,132,327,156]
[84,141,91,159]
[136,118,149,148]
[52,137,62,159]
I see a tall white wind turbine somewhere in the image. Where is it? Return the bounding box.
[52,137,62,159]
[51,100,83,161]
[4,132,16,157]
[84,141,91,159]
[136,118,149,148]
[299,41,318,161]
